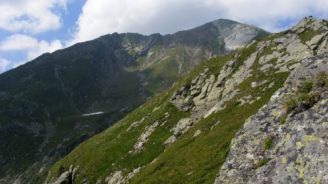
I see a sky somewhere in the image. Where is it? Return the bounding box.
[0,0,328,73]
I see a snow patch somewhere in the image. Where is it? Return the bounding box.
[82,111,104,116]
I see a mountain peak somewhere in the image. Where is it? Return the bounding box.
[292,16,328,32]
[210,19,269,50]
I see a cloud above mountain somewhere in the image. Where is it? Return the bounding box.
[72,0,328,42]
[0,34,63,60]
[1,0,328,73]
[0,0,69,33]
[0,0,68,73]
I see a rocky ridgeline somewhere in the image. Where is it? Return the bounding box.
[47,17,328,184]
[169,17,328,144]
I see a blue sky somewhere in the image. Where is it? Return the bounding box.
[0,0,328,73]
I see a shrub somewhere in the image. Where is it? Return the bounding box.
[263,136,273,150]
[298,80,313,93]
[315,72,328,88]
[57,165,65,176]
[257,158,270,168]
[280,113,288,124]
[283,92,320,114]
[283,97,298,113]
[297,92,319,104]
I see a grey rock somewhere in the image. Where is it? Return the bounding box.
[106,171,126,184]
[193,130,202,137]
[49,165,78,184]
[215,55,328,184]
[133,121,160,152]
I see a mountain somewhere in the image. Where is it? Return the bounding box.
[46,16,328,184]
[0,19,267,183]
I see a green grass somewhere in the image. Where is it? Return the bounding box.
[298,80,313,93]
[49,93,188,183]
[315,72,328,88]
[283,93,319,114]
[47,54,234,182]
[144,55,180,94]
[283,73,327,116]
[257,158,270,168]
[48,54,235,183]
[264,136,273,150]
[280,113,288,124]
[298,28,322,43]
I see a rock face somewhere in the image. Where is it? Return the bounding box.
[164,118,192,145]
[106,171,126,184]
[215,56,328,183]
[49,165,77,184]
[211,19,264,50]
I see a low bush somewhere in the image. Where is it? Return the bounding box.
[315,72,328,88]
[257,158,270,168]
[298,80,313,93]
[263,136,273,150]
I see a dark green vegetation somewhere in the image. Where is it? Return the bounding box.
[48,31,290,183]
[0,19,267,183]
[298,28,322,43]
[315,71,328,88]
[283,72,328,115]
[298,81,313,93]
[257,158,271,168]
[264,136,273,150]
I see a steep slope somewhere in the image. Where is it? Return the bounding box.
[47,16,328,184]
[216,55,328,184]
[0,19,266,183]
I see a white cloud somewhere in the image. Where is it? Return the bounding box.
[0,57,26,73]
[0,57,11,73]
[0,34,38,51]
[0,0,70,33]
[71,0,328,43]
[0,34,63,61]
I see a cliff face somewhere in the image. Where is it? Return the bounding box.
[47,17,328,184]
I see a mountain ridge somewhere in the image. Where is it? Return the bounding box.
[46,16,328,184]
[0,19,267,183]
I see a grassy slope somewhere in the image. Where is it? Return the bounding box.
[48,38,290,183]
[48,54,232,182]
[130,42,288,184]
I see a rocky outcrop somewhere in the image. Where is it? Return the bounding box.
[169,16,320,139]
[215,55,328,184]
[105,171,126,184]
[48,165,78,184]
[164,118,192,145]
[132,121,160,152]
